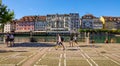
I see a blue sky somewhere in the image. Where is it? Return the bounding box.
[2,0,120,19]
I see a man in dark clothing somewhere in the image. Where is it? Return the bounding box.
[5,32,10,47]
[69,35,74,47]
[9,32,14,47]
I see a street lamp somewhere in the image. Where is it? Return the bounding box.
[105,32,108,43]
[30,30,34,42]
[45,26,47,42]
[30,30,33,38]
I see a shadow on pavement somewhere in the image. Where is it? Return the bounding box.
[0,50,27,53]
[79,45,101,48]
[67,48,79,51]
[13,42,56,47]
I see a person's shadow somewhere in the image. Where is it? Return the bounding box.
[13,42,56,47]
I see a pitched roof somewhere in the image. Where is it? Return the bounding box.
[102,16,120,22]
[38,16,46,21]
[82,14,96,19]
[19,16,46,22]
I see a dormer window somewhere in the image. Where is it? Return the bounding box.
[118,18,120,21]
[89,17,91,19]
[110,18,112,21]
[114,18,116,21]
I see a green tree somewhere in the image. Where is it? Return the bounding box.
[0,0,14,32]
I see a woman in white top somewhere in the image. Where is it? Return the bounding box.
[55,34,65,50]
[73,35,79,47]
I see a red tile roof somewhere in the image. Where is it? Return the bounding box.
[82,14,96,19]
[38,16,46,21]
[19,16,46,22]
[102,16,120,22]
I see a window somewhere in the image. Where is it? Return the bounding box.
[114,18,116,21]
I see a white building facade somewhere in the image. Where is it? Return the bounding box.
[47,14,70,31]
[69,13,80,31]
[4,23,12,33]
[47,13,80,31]
[81,14,103,29]
[92,18,103,29]
[34,21,47,31]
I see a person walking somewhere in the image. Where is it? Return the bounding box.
[69,35,74,47]
[5,32,10,47]
[73,35,79,47]
[9,32,14,47]
[55,34,65,50]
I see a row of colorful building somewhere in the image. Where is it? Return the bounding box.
[3,13,120,33]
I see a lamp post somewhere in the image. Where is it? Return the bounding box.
[106,32,108,39]
[30,30,33,42]
[30,30,33,38]
[87,32,90,45]
[45,26,47,42]
[105,32,108,43]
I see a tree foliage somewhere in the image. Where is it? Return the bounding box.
[0,0,14,32]
[79,29,120,34]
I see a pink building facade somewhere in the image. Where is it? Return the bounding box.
[15,16,35,32]
[15,16,46,32]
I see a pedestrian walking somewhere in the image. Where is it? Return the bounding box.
[55,34,65,50]
[73,35,79,47]
[5,32,10,47]
[9,32,14,47]
[69,35,74,47]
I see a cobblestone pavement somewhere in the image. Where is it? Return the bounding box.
[0,42,120,66]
